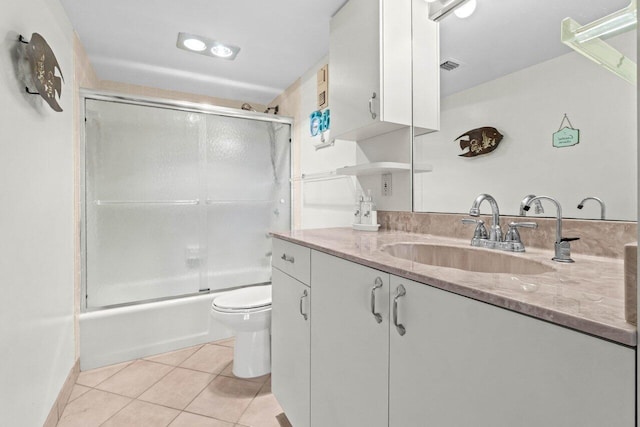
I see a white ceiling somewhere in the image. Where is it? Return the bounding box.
[60,0,632,104]
[439,0,632,97]
[60,0,347,105]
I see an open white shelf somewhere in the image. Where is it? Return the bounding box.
[336,162,411,176]
[414,162,434,173]
[295,161,431,181]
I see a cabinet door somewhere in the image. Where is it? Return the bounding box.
[272,268,310,427]
[310,251,389,427]
[388,276,635,427]
[329,0,380,140]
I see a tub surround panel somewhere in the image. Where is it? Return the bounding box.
[378,211,637,259]
[272,228,636,346]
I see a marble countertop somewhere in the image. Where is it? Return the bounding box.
[272,228,637,347]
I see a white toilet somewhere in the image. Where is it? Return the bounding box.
[210,284,272,378]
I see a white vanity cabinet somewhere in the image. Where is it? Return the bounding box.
[271,240,311,427]
[271,239,635,426]
[310,250,390,427]
[388,275,635,427]
[329,0,439,141]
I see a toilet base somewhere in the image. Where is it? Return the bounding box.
[232,328,271,378]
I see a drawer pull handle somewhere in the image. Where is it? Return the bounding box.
[281,253,295,263]
[299,289,308,320]
[393,285,406,336]
[370,277,383,324]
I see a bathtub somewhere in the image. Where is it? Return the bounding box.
[79,292,233,370]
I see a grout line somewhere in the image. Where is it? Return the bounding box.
[131,364,178,399]
[234,378,266,425]
[77,360,134,388]
[97,398,136,426]
[178,370,221,413]
[165,409,182,427]
[181,407,241,425]
[144,344,205,358]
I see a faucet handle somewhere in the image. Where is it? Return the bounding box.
[561,237,580,242]
[505,222,537,243]
[509,221,538,229]
[462,218,488,240]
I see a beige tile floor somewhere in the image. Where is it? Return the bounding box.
[58,338,288,427]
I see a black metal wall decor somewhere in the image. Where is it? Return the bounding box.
[19,33,64,112]
[455,126,504,157]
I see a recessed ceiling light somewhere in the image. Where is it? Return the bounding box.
[176,32,240,60]
[183,38,207,52]
[454,0,476,18]
[211,44,234,58]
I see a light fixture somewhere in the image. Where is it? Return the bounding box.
[429,0,477,21]
[572,0,636,43]
[176,32,241,60]
[182,38,207,52]
[561,0,637,85]
[210,44,234,58]
[454,0,476,18]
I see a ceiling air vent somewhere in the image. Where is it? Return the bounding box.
[440,60,460,71]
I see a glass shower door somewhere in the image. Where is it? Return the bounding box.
[204,115,291,291]
[84,97,291,309]
[85,100,204,308]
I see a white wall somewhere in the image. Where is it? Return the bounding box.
[297,57,359,229]
[0,1,76,425]
[415,32,637,221]
[356,127,413,212]
[294,57,417,228]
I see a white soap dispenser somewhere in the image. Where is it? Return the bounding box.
[354,191,364,224]
[361,189,373,225]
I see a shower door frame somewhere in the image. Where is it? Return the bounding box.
[79,89,294,312]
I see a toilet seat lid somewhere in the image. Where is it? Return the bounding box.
[212,285,272,311]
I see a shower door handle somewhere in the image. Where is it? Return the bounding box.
[281,253,295,263]
[393,285,406,336]
[368,92,377,120]
[299,289,308,320]
[370,277,383,323]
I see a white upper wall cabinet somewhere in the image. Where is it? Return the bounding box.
[330,0,439,141]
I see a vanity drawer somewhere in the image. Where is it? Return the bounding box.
[273,239,311,285]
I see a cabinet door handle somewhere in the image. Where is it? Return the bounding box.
[370,277,383,324]
[281,253,295,263]
[299,289,308,320]
[368,92,377,119]
[393,285,406,336]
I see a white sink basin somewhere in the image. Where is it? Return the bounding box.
[381,243,554,275]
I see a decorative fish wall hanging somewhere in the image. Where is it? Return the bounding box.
[20,33,65,112]
[455,126,504,157]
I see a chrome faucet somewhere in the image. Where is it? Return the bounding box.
[577,196,605,220]
[519,194,544,216]
[522,195,579,263]
[469,193,502,242]
[463,194,537,252]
